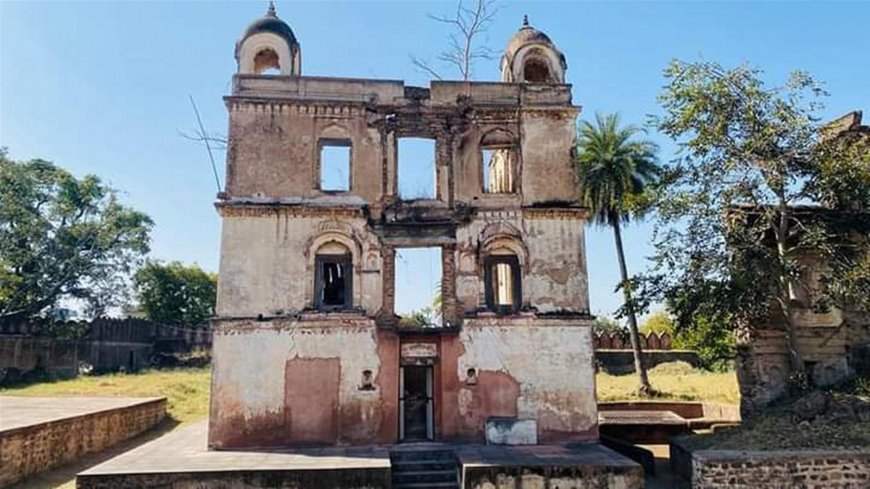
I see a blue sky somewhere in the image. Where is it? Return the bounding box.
[2,1,869,320]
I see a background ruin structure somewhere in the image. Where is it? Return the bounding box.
[209,5,598,448]
[736,111,870,414]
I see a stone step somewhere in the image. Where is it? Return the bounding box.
[392,482,459,489]
[393,469,457,485]
[391,459,456,472]
[390,449,456,462]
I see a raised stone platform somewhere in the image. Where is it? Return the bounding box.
[77,421,643,489]
[0,396,166,486]
[457,443,643,489]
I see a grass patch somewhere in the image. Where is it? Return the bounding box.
[682,380,870,451]
[0,367,211,423]
[597,361,740,404]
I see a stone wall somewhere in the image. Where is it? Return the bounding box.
[463,466,643,489]
[209,316,597,448]
[0,320,212,385]
[208,317,397,448]
[671,440,870,488]
[737,316,869,414]
[0,397,166,486]
[595,350,700,375]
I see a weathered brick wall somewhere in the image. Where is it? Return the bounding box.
[671,442,870,488]
[0,397,166,486]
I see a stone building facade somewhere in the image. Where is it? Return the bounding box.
[208,6,597,449]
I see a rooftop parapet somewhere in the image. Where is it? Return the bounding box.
[231,75,573,107]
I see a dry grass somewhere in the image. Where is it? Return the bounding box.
[684,380,870,451]
[0,367,211,423]
[597,361,741,405]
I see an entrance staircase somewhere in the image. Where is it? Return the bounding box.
[390,447,459,489]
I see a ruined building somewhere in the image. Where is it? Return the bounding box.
[736,111,870,414]
[209,6,597,448]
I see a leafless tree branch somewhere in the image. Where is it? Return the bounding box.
[411,0,499,81]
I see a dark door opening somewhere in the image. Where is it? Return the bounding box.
[400,366,433,441]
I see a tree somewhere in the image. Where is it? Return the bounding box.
[410,0,498,81]
[594,315,623,334]
[575,113,661,395]
[639,311,674,336]
[648,60,870,389]
[0,151,152,323]
[399,308,437,328]
[133,261,217,327]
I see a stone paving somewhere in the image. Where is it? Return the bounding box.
[79,421,391,476]
[455,442,638,468]
[79,420,641,488]
[0,396,163,432]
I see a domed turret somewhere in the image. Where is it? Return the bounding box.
[236,1,301,76]
[500,16,566,84]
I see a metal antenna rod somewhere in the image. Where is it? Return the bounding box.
[188,94,222,193]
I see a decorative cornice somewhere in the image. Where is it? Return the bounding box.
[522,207,589,219]
[216,202,366,219]
[225,97,368,117]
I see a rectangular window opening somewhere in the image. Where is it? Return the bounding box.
[485,256,521,314]
[316,255,352,310]
[320,141,351,192]
[398,138,436,200]
[482,147,515,194]
[395,247,442,327]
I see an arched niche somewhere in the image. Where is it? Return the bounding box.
[237,32,301,76]
[511,45,565,84]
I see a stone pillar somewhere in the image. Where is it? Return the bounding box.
[381,246,396,318]
[441,245,459,326]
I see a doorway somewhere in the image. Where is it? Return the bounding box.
[400,365,434,441]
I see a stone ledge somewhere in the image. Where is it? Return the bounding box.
[0,397,167,486]
[670,437,870,488]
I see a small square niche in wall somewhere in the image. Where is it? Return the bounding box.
[320,144,351,192]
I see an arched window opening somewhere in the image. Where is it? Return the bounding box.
[314,242,352,310]
[482,147,515,193]
[523,58,551,84]
[254,48,281,75]
[481,130,517,194]
[484,252,521,314]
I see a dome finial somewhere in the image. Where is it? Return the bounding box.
[266,0,277,18]
[522,14,529,27]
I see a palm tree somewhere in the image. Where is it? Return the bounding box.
[575,113,660,396]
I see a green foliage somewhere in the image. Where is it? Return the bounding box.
[646,60,869,374]
[810,129,870,210]
[671,314,736,371]
[575,113,660,227]
[593,315,623,333]
[639,310,675,335]
[0,150,152,323]
[133,261,216,326]
[398,308,437,328]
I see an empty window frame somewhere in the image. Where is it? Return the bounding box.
[315,254,352,310]
[319,140,351,192]
[482,146,516,193]
[397,138,436,200]
[484,255,521,314]
[395,247,442,327]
